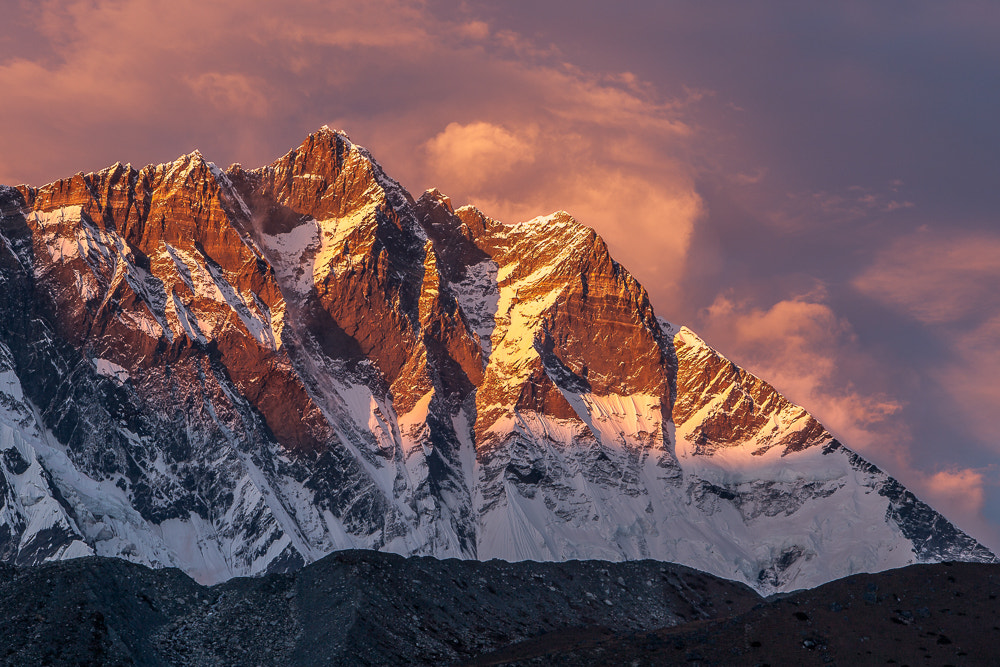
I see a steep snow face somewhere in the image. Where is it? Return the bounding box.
[0,341,93,566]
[668,326,993,591]
[449,259,499,358]
[0,132,993,594]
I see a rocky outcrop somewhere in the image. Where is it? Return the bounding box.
[0,129,992,593]
[673,327,827,455]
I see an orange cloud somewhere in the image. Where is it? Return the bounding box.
[425,122,537,192]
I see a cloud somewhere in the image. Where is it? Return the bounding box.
[853,231,1000,325]
[540,66,693,137]
[425,122,537,192]
[925,468,987,517]
[762,184,917,233]
[933,315,1000,444]
[187,73,270,116]
[853,231,1000,445]
[458,20,491,41]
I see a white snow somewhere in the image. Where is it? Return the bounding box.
[450,260,500,358]
[260,220,320,297]
[169,292,208,344]
[93,358,130,384]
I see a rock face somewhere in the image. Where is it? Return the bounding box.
[0,128,993,593]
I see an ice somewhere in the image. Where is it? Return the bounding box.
[207,161,253,220]
[203,260,277,349]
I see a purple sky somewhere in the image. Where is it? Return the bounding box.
[3,0,999,550]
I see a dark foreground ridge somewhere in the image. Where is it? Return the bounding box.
[0,550,759,666]
[484,561,1000,666]
[4,552,999,666]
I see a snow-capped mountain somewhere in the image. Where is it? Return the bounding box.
[0,128,992,593]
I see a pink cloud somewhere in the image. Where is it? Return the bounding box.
[187,73,270,117]
[933,315,1000,444]
[925,468,987,517]
[853,231,1000,325]
[853,231,1000,446]
[458,20,491,41]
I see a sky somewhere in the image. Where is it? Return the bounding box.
[2,0,999,550]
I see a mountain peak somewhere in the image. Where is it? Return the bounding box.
[418,188,455,214]
[316,124,351,142]
[0,130,992,595]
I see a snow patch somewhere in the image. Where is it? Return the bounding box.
[450,260,500,358]
[93,358,130,384]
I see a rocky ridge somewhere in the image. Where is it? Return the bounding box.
[1,552,996,666]
[0,128,993,594]
[0,550,763,666]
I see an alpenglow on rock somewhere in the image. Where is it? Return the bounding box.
[0,128,992,593]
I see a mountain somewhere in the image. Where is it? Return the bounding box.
[0,550,762,666]
[0,127,992,593]
[1,552,996,666]
[475,560,1000,666]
